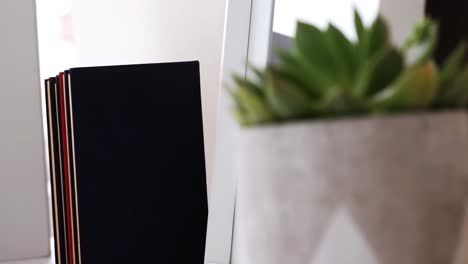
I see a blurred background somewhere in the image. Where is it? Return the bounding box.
[35,0,227,192]
[32,0,468,208]
[34,0,382,192]
[2,0,468,263]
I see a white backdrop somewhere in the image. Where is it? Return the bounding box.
[273,0,380,39]
[0,0,50,261]
[71,0,227,189]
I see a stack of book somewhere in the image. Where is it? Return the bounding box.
[44,61,208,264]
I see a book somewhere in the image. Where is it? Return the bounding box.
[45,61,208,263]
[45,78,59,264]
[45,77,69,264]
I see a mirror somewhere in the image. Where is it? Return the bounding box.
[267,0,427,65]
[268,0,380,65]
[207,1,425,263]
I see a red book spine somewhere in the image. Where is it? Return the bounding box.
[59,72,75,264]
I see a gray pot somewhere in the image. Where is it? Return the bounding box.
[232,111,468,264]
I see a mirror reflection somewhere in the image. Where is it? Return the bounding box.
[269,0,380,64]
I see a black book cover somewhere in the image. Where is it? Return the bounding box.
[64,70,81,263]
[44,78,60,264]
[47,77,69,264]
[68,61,208,263]
[58,72,77,264]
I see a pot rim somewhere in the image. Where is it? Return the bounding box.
[240,109,468,132]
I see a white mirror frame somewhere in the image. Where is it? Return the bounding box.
[204,0,424,263]
[204,0,275,263]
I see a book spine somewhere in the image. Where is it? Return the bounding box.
[59,72,76,264]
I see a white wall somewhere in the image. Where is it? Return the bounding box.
[0,0,50,261]
[72,0,227,190]
[273,0,380,39]
[271,0,425,46]
[380,0,425,46]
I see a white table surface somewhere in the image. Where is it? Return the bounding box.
[1,258,50,264]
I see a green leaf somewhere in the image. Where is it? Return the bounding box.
[236,84,276,125]
[435,42,467,106]
[452,66,468,106]
[354,8,366,42]
[437,64,468,107]
[277,49,333,96]
[295,21,337,79]
[248,64,266,83]
[372,60,438,111]
[318,89,369,116]
[403,18,438,66]
[366,16,390,59]
[233,74,264,96]
[228,16,467,127]
[265,69,317,119]
[354,47,404,96]
[326,23,358,83]
[276,49,314,90]
[227,85,242,108]
[355,16,389,74]
[439,41,467,87]
[227,86,250,126]
[232,107,250,126]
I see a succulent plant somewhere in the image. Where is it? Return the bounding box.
[230,10,468,126]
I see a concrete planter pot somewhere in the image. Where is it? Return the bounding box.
[232,111,468,264]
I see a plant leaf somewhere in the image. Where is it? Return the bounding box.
[265,69,317,119]
[232,107,250,126]
[227,86,250,126]
[354,47,404,96]
[318,89,369,116]
[372,60,438,111]
[276,49,315,91]
[403,18,438,66]
[354,8,366,42]
[295,21,337,79]
[248,63,266,83]
[453,66,468,106]
[439,41,467,87]
[367,16,389,58]
[355,16,390,78]
[436,64,468,107]
[435,42,467,106]
[277,49,333,96]
[236,85,276,125]
[233,74,264,96]
[326,23,358,83]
